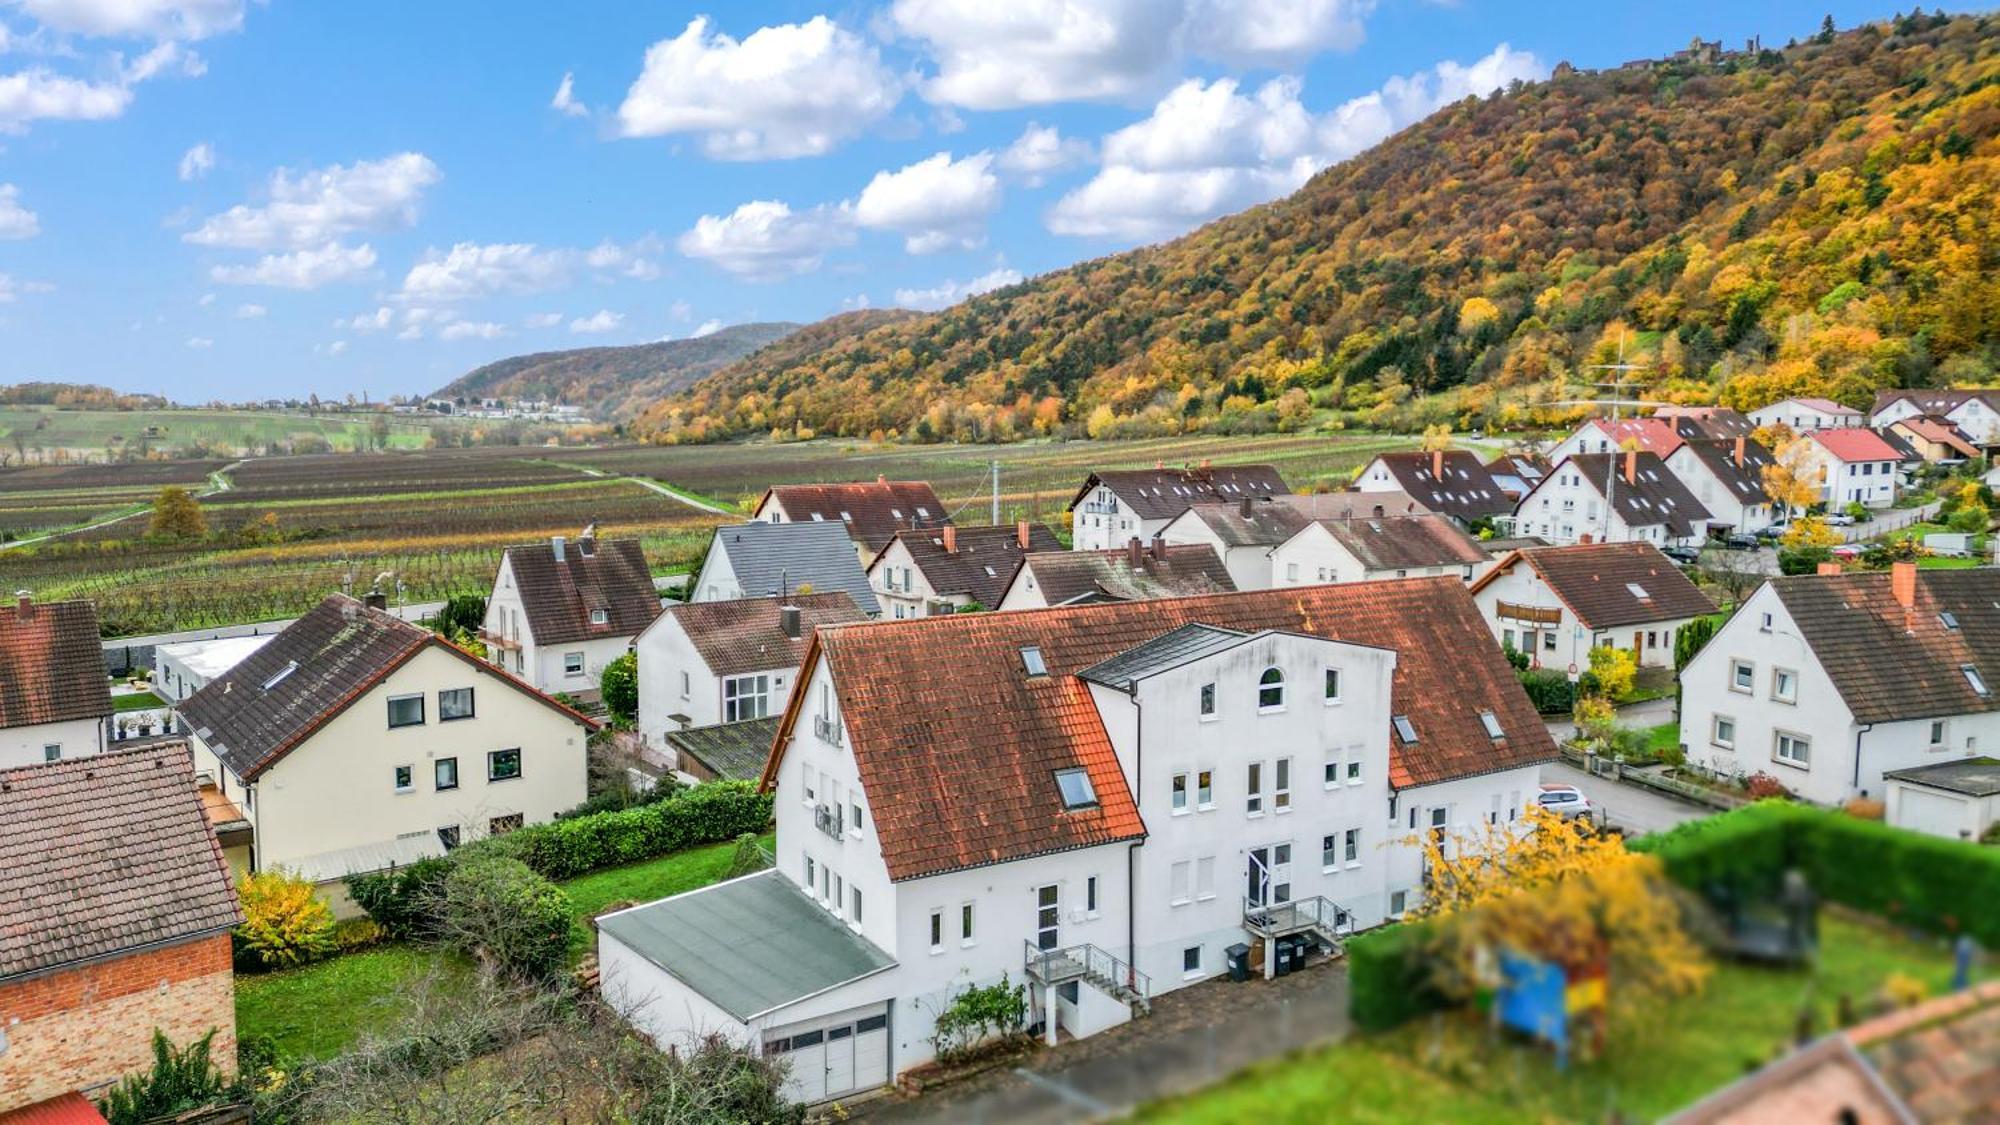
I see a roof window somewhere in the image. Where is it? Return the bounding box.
[1020,646,1048,677]
[261,660,299,691]
[1626,583,1651,600]
[1479,710,1505,739]
[1392,715,1418,744]
[1055,767,1098,810]
[1940,611,1960,631]
[1965,665,1990,697]
[890,508,903,518]
[840,511,853,522]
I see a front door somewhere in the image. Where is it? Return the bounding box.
[1247,846,1293,907]
[1036,884,1061,951]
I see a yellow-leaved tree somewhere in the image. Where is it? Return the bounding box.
[1420,423,1453,452]
[1781,515,1843,551]
[236,868,336,968]
[1760,436,1822,522]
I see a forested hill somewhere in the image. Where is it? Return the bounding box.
[638,14,1998,445]
[432,321,798,419]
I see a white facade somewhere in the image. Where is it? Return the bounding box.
[1662,446,1775,534]
[482,553,635,693]
[0,716,105,769]
[1469,559,1693,672]
[634,610,799,745]
[1884,777,1999,842]
[1071,483,1155,552]
[868,537,954,620]
[155,635,273,703]
[1511,461,1697,547]
[1157,510,1276,591]
[1680,583,1997,805]
[1947,397,2000,446]
[190,643,590,886]
[1792,440,1897,509]
[996,561,1059,611]
[1749,399,1864,432]
[1266,523,1479,588]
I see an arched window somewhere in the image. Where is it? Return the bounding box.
[1257,667,1285,710]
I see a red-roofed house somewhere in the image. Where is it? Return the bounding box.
[1548,416,1686,464]
[599,581,1553,1103]
[1748,396,1865,433]
[753,479,950,565]
[0,596,110,769]
[1796,428,1902,509]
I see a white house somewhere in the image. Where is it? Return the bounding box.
[1662,437,1778,534]
[1680,564,2000,809]
[869,522,1062,619]
[634,592,870,747]
[1066,464,1289,552]
[1748,397,1865,433]
[1468,542,1716,672]
[178,593,595,910]
[752,479,949,566]
[481,532,661,696]
[0,595,110,768]
[1791,428,1901,509]
[1511,452,1714,547]
[1882,758,1999,842]
[1351,450,1512,528]
[1870,391,2000,451]
[997,541,1236,610]
[1546,417,1684,464]
[599,581,1554,1104]
[692,522,879,614]
[155,635,272,703]
[1158,494,1433,592]
[1268,514,1487,587]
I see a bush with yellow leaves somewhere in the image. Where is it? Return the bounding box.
[235,868,336,969]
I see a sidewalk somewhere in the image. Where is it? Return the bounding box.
[855,958,1352,1124]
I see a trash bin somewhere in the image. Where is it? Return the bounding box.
[1225,943,1251,982]
[1288,936,1310,973]
[1273,936,1293,977]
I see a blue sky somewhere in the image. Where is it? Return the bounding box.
[0,1,1943,403]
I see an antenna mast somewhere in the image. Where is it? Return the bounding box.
[1582,330,1648,543]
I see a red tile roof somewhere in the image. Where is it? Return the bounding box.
[1590,417,1685,456]
[1890,416,1979,459]
[0,597,110,730]
[757,481,949,554]
[0,744,241,981]
[764,581,1555,881]
[1809,427,1901,463]
[0,1094,107,1125]
[503,536,660,645]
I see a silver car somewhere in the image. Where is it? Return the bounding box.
[1536,784,1592,820]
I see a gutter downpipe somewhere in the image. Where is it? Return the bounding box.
[1853,722,1874,795]
[1128,682,1142,978]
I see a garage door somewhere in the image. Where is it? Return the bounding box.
[766,1005,890,1105]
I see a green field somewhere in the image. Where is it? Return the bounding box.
[0,405,453,457]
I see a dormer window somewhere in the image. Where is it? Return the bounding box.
[1020,646,1047,677]
[1392,715,1418,744]
[1054,768,1097,810]
[1257,667,1285,711]
[589,608,609,626]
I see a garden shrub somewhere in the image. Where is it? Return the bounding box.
[99,1030,232,1123]
[1586,646,1637,702]
[1346,922,1442,1031]
[332,916,388,954]
[600,652,638,724]
[235,868,336,969]
[1501,642,1530,672]
[483,779,774,882]
[439,856,574,982]
[346,855,453,941]
[930,976,1029,1064]
[1516,669,1574,715]
[1744,771,1792,800]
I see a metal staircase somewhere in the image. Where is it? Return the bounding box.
[1024,940,1153,1015]
[1241,895,1355,956]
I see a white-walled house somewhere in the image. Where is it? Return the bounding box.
[1159,494,1434,592]
[1681,564,2000,810]
[634,592,869,747]
[1351,450,1512,528]
[179,593,595,907]
[869,522,1063,619]
[691,522,879,615]
[1663,437,1779,535]
[1749,397,1864,433]
[1882,758,2000,842]
[481,533,661,696]
[752,479,949,566]
[1268,514,1486,587]
[1066,465,1289,552]
[1511,452,1713,547]
[1790,429,1901,509]
[1468,542,1716,672]
[0,595,110,768]
[1870,390,2000,451]
[998,541,1237,609]
[600,581,1554,1104]
[1546,417,1684,464]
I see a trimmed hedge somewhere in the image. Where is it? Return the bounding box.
[1346,923,1440,1032]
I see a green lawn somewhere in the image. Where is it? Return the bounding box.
[1136,915,1974,1124]
[235,834,773,1061]
[1644,722,1680,755]
[111,690,165,711]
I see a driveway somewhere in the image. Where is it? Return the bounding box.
[1541,761,1710,836]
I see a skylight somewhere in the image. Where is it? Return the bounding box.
[840,511,853,522]
[1021,646,1047,676]
[1054,767,1098,810]
[1479,711,1505,739]
[1940,611,1960,631]
[1392,715,1418,743]
[1626,583,1651,600]
[1965,665,1990,697]
[261,660,299,691]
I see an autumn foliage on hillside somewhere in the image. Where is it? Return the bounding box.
[639,14,1998,445]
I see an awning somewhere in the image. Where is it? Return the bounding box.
[279,832,446,885]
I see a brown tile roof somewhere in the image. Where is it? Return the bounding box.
[504,536,660,645]
[665,715,782,781]
[764,580,1556,881]
[1890,415,1980,459]
[1555,452,1713,536]
[1068,464,1290,521]
[0,597,110,730]
[759,480,949,553]
[1470,542,1715,630]
[1657,407,1756,441]
[1363,450,1513,524]
[876,523,1064,608]
[180,594,593,780]
[1019,543,1238,605]
[1870,388,2000,421]
[1771,567,2000,724]
[656,592,870,678]
[0,744,240,980]
[1169,499,1315,549]
[1306,513,1488,573]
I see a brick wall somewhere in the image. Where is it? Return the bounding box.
[0,932,236,1110]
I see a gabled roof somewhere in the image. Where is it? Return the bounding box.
[1769,567,2000,724]
[1550,452,1713,536]
[1078,623,1249,688]
[656,592,868,678]
[1067,464,1289,521]
[0,597,110,730]
[179,594,592,780]
[503,536,660,645]
[1656,407,1755,441]
[1672,438,1779,507]
[764,580,1556,882]
[1889,415,1979,458]
[1019,543,1237,605]
[1484,454,1550,500]
[1471,542,1715,629]
[1361,450,1512,524]
[876,522,1063,607]
[709,521,879,613]
[0,744,241,980]
[665,715,783,781]
[1870,388,1998,419]
[1583,417,1684,457]
[1808,427,1901,463]
[757,480,948,553]
[1168,498,1315,549]
[1302,513,1487,573]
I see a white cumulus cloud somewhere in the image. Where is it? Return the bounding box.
[342,306,393,332]
[399,242,571,301]
[616,16,900,160]
[893,266,1023,310]
[440,319,508,341]
[209,242,378,289]
[0,69,135,132]
[691,318,723,338]
[0,272,51,302]
[1049,44,1543,242]
[12,0,249,40]
[233,302,264,318]
[0,184,39,239]
[585,235,664,281]
[185,152,441,250]
[551,71,586,117]
[854,150,1001,254]
[677,200,855,282]
[184,335,212,348]
[525,311,564,329]
[569,309,623,334]
[177,141,213,181]
[997,123,1092,186]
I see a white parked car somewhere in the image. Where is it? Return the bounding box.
[1823,513,1856,526]
[1537,783,1592,820]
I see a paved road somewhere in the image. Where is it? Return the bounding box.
[1542,760,1710,836]
[1542,695,1675,743]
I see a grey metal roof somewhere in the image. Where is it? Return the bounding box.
[1079,623,1249,688]
[281,831,447,885]
[664,716,781,781]
[1883,756,2000,798]
[597,869,896,1021]
[712,521,880,615]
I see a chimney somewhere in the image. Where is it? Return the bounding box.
[364,590,389,611]
[1733,436,1747,468]
[942,524,958,554]
[551,535,566,563]
[876,474,887,485]
[13,590,29,620]
[1580,532,1595,545]
[1623,450,1638,486]
[1891,561,1918,610]
[1150,536,1167,562]
[1016,519,1030,550]
[1372,504,1386,518]
[1239,496,1253,518]
[1127,537,1143,569]
[1431,449,1444,478]
[1816,562,1843,576]
[779,604,802,639]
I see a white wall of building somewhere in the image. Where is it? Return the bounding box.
[691,536,744,603]
[482,553,636,692]
[1663,446,1774,534]
[1512,461,1693,547]
[0,716,104,768]
[1470,562,1693,672]
[635,611,800,743]
[1157,512,1274,591]
[1266,523,1477,589]
[1885,782,1998,842]
[1072,484,1155,552]
[1749,401,1863,432]
[869,538,948,620]
[1793,443,1897,509]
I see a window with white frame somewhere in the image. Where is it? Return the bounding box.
[1086,875,1099,915]
[929,909,944,952]
[1321,834,1339,870]
[1171,772,1189,813]
[724,674,771,721]
[1344,828,1360,866]
[1183,945,1203,977]
[961,901,976,945]
[1929,719,1948,748]
[850,887,863,925]
[1730,659,1754,693]
[1389,890,1408,916]
[1199,681,1216,718]
[1257,667,1285,711]
[1771,667,1798,704]
[1324,751,1340,789]
[563,651,585,676]
[679,670,691,699]
[1711,714,1736,749]
[1246,762,1263,814]
[1324,667,1341,703]
[1346,750,1362,785]
[1273,757,1292,811]
[1774,730,1811,767]
[1196,770,1214,810]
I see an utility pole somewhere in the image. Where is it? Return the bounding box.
[990,460,1000,525]
[1583,330,1646,543]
